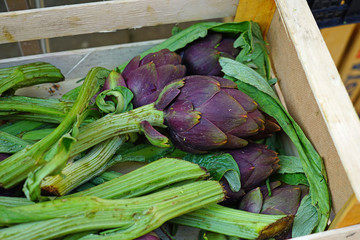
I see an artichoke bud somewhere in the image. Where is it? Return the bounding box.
[220,144,280,206]
[122,49,186,108]
[239,182,309,216]
[181,33,240,76]
[163,76,272,153]
[226,144,280,191]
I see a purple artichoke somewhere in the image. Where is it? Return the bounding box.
[227,144,280,191]
[122,49,186,108]
[219,143,280,206]
[181,33,240,76]
[73,73,281,158]
[163,76,279,153]
[239,181,309,216]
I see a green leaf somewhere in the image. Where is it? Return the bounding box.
[220,57,330,232]
[183,152,241,192]
[272,173,309,186]
[277,155,304,174]
[292,195,319,238]
[0,131,31,153]
[219,57,279,101]
[117,21,261,73]
[61,86,81,101]
[112,142,175,163]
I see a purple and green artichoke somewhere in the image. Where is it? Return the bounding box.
[163,76,279,153]
[122,49,186,108]
[181,33,240,76]
[220,143,280,206]
[239,181,308,216]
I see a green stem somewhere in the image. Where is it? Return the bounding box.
[0,67,109,188]
[0,181,224,240]
[0,113,67,124]
[0,62,64,94]
[71,103,165,156]
[0,96,73,118]
[0,196,34,208]
[170,204,294,240]
[40,136,126,196]
[65,157,208,199]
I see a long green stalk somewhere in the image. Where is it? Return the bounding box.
[70,103,165,156]
[65,157,208,199]
[171,204,293,240]
[0,181,225,240]
[0,96,73,119]
[40,136,126,196]
[0,196,34,208]
[0,62,64,94]
[0,67,109,188]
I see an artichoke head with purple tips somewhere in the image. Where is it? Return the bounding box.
[239,181,309,216]
[122,49,186,108]
[181,33,240,76]
[163,76,280,153]
[219,143,280,206]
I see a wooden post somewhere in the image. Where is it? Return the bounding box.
[234,0,276,37]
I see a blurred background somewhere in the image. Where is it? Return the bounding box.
[0,0,360,114]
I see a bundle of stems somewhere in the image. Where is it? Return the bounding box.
[0,181,225,240]
[0,67,109,189]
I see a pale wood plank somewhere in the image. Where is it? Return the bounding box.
[267,9,354,213]
[271,0,360,208]
[0,40,162,98]
[293,224,360,240]
[234,0,276,36]
[0,0,238,44]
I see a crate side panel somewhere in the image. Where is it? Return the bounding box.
[273,0,360,203]
[0,0,238,44]
[267,10,353,213]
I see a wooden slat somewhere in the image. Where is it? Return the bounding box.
[292,223,360,240]
[4,0,44,55]
[0,0,238,44]
[234,0,276,36]
[0,40,162,98]
[267,7,354,212]
[272,0,360,204]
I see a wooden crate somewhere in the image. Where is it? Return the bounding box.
[1,0,360,238]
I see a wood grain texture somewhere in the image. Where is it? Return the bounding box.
[292,223,360,240]
[267,10,353,214]
[0,0,238,44]
[234,0,276,36]
[271,0,360,207]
